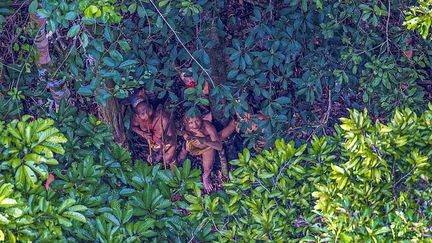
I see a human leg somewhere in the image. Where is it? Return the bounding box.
[163,144,177,172]
[201,149,215,193]
[177,144,188,163]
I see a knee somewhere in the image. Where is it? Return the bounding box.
[203,170,211,176]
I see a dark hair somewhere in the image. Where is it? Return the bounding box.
[183,112,202,124]
[185,107,202,118]
[131,96,145,109]
[134,102,152,114]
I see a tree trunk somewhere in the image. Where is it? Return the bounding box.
[31,13,68,113]
[30,13,51,66]
[98,81,128,149]
[205,8,230,178]
[206,20,228,123]
[0,65,4,86]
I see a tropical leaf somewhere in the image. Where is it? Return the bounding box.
[63,211,86,223]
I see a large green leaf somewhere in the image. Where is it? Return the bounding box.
[67,24,81,38]
[23,165,37,186]
[58,199,76,213]
[63,211,86,223]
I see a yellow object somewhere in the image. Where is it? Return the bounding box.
[147,139,153,159]
[186,138,212,156]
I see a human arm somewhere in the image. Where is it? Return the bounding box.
[131,116,152,140]
[202,122,222,151]
[161,113,177,143]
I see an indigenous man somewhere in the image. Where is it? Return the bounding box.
[131,100,177,169]
[178,114,236,193]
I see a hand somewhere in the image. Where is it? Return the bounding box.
[200,139,223,151]
[197,137,209,144]
[183,132,191,140]
[147,154,153,163]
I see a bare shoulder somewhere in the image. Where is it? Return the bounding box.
[203,121,217,132]
[160,112,170,126]
[156,104,164,113]
[160,108,170,120]
[131,115,140,126]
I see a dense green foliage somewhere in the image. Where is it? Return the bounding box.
[0,115,86,241]
[2,105,432,242]
[405,0,432,39]
[3,0,431,148]
[0,103,215,242]
[188,106,432,242]
[1,0,432,241]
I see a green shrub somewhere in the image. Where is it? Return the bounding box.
[0,112,217,242]
[314,106,432,241]
[405,0,432,39]
[188,105,432,242]
[5,0,429,151]
[0,116,87,242]
[49,103,218,242]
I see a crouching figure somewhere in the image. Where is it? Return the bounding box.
[131,101,177,169]
[178,114,235,193]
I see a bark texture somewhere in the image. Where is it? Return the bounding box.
[98,82,128,149]
[30,13,51,66]
[205,8,231,178]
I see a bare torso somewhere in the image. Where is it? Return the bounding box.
[184,122,211,150]
[132,110,165,144]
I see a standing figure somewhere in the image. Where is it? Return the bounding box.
[178,114,236,193]
[131,101,177,169]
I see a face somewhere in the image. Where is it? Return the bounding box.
[136,104,153,120]
[186,116,202,130]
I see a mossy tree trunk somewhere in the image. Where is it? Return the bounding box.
[205,6,230,178]
[206,21,228,123]
[98,81,128,149]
